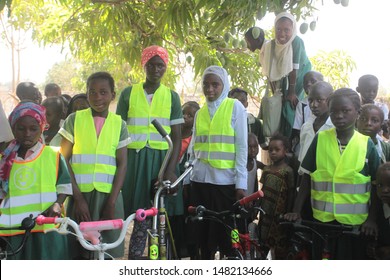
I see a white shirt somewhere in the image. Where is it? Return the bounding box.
[298,116,334,174]
[374,101,389,120]
[188,100,248,190]
[293,97,313,130]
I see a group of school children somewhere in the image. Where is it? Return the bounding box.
[0,42,390,261]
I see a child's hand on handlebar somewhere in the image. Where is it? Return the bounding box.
[42,202,62,217]
[283,212,301,222]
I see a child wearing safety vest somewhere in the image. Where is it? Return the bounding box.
[285,88,380,259]
[60,72,130,259]
[187,66,248,260]
[116,45,184,259]
[0,102,72,259]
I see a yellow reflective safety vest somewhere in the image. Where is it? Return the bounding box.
[311,128,371,225]
[127,83,171,150]
[72,108,121,193]
[194,98,236,169]
[0,146,60,236]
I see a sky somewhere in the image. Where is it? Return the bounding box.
[1,0,390,90]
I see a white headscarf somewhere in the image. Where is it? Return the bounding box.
[260,12,297,82]
[202,66,230,117]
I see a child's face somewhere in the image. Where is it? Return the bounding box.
[12,116,42,150]
[182,104,197,129]
[203,74,223,102]
[275,17,293,45]
[308,88,329,117]
[303,73,322,95]
[145,56,167,84]
[329,96,359,132]
[377,169,390,205]
[268,139,286,163]
[248,136,259,159]
[357,108,383,139]
[87,78,115,117]
[230,92,248,108]
[45,88,61,98]
[357,79,378,104]
[45,106,62,128]
[71,98,89,113]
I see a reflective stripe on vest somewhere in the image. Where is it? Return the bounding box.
[311,128,371,225]
[194,98,235,169]
[0,146,59,236]
[127,83,171,150]
[72,108,121,193]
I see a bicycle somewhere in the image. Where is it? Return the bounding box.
[0,214,36,260]
[278,218,361,260]
[36,207,157,260]
[187,189,267,260]
[147,119,193,260]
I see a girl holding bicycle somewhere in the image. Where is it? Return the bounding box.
[116,45,184,259]
[60,72,130,259]
[0,102,72,259]
[285,88,380,259]
[188,65,248,259]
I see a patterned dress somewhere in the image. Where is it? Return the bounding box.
[259,164,294,257]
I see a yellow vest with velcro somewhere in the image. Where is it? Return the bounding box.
[311,128,371,225]
[72,108,121,193]
[0,146,59,236]
[194,98,236,169]
[127,83,171,150]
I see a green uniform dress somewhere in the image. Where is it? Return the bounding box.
[59,113,130,259]
[116,85,184,216]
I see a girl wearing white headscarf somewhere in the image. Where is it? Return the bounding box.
[260,12,312,138]
[187,66,248,259]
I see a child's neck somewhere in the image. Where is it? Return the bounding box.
[336,127,355,145]
[271,158,286,169]
[144,80,161,94]
[182,127,192,138]
[313,113,329,132]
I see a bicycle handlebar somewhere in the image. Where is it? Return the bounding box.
[152,119,168,138]
[233,190,264,207]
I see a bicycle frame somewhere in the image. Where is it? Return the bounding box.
[36,207,157,260]
[148,119,193,260]
[188,190,265,260]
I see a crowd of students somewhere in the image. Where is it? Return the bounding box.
[1,13,390,261]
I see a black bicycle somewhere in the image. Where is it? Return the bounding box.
[278,218,361,260]
[0,214,36,259]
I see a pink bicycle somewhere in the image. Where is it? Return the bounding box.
[36,207,158,260]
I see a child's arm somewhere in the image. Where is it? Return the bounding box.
[60,137,91,222]
[361,141,381,238]
[284,173,310,221]
[256,160,265,170]
[286,166,296,213]
[101,146,127,220]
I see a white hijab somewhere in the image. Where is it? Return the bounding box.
[260,12,297,82]
[202,66,230,118]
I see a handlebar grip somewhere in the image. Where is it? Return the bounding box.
[136,207,158,221]
[237,190,264,206]
[187,206,196,214]
[187,205,206,215]
[36,215,58,225]
[79,219,124,232]
[151,119,168,137]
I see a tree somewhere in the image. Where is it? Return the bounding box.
[7,0,322,96]
[311,50,356,89]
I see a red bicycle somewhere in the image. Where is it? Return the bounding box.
[188,190,267,260]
